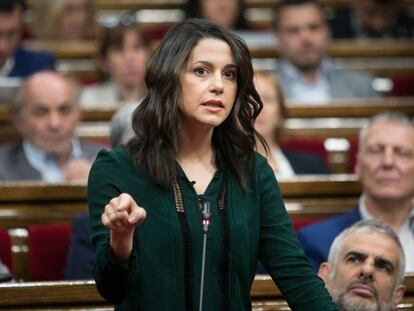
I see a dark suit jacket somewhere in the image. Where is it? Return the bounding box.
[64,211,94,280]
[8,46,55,78]
[283,150,330,175]
[329,9,414,39]
[0,141,104,181]
[297,207,362,271]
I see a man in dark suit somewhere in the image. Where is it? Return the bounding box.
[298,112,414,272]
[0,70,104,181]
[329,0,414,39]
[0,0,55,78]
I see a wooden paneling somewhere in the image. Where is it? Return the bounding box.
[26,0,414,10]
[22,39,414,59]
[0,274,413,310]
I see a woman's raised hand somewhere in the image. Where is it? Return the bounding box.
[102,193,146,263]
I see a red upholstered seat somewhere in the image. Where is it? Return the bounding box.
[0,227,13,275]
[280,138,329,166]
[28,224,72,281]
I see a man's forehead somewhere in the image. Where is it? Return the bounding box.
[340,232,400,263]
[278,4,324,27]
[364,122,414,145]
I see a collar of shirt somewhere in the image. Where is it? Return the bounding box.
[279,59,334,81]
[0,57,15,77]
[359,194,414,230]
[278,60,333,103]
[22,139,83,182]
[359,195,414,272]
[272,147,295,178]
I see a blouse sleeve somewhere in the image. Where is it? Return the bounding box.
[257,156,338,310]
[87,149,140,304]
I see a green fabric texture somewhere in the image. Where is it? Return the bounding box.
[88,147,338,311]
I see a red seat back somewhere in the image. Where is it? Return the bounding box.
[0,228,13,275]
[28,224,72,281]
[280,138,329,166]
[292,218,322,231]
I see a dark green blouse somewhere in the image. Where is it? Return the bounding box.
[88,148,337,310]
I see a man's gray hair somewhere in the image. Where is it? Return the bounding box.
[328,220,406,285]
[358,111,414,149]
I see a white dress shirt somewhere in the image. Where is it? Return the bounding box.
[272,147,295,178]
[22,139,83,182]
[278,60,332,104]
[0,57,14,77]
[359,195,414,272]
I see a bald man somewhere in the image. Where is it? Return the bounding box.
[0,70,104,181]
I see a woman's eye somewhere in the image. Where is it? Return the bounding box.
[224,70,236,79]
[195,67,207,75]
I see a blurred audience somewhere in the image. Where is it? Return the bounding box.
[273,0,378,103]
[254,70,330,177]
[109,102,137,147]
[298,111,414,272]
[330,0,414,39]
[184,0,250,30]
[32,0,96,41]
[79,20,150,109]
[0,70,103,181]
[319,220,406,311]
[0,0,54,78]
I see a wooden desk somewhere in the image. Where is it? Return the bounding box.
[0,176,359,280]
[0,274,413,310]
[26,0,414,10]
[22,39,414,60]
[0,176,360,229]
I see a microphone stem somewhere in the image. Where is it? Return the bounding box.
[199,232,208,311]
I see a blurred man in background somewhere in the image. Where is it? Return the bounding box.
[298,112,414,272]
[0,71,103,181]
[273,0,378,103]
[0,0,54,78]
[319,220,406,311]
[330,0,414,39]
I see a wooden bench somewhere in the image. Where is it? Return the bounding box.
[0,273,413,310]
[25,0,414,11]
[0,176,360,280]
[22,39,414,60]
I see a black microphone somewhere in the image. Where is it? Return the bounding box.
[201,201,211,233]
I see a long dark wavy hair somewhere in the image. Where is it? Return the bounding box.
[127,18,266,191]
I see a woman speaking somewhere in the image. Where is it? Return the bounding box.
[88,18,337,311]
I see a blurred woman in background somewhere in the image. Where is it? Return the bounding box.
[32,0,96,40]
[254,70,330,176]
[79,20,150,109]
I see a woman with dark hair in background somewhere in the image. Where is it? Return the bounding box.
[88,18,337,310]
[254,70,330,176]
[79,20,150,109]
